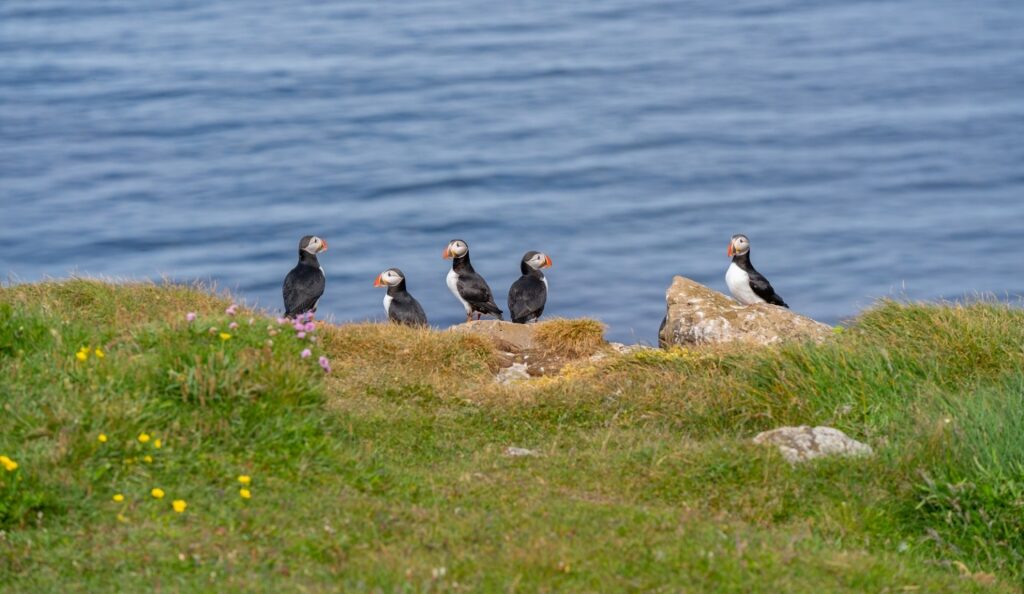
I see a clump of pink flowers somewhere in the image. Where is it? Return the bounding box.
[300,349,312,359]
[318,356,331,373]
[186,312,197,322]
[225,304,239,316]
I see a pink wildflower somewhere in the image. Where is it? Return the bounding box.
[229,322,239,329]
[276,317,288,325]
[225,304,238,316]
[304,322,316,333]
[300,348,312,359]
[186,312,197,322]
[318,356,331,373]
[297,332,306,339]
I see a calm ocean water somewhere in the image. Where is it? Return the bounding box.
[2,0,1023,342]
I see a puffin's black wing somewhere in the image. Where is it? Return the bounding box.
[747,271,788,308]
[508,275,547,323]
[389,294,428,327]
[283,264,325,317]
[457,273,503,317]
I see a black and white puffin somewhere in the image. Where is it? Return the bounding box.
[374,268,428,327]
[725,234,788,307]
[282,235,328,318]
[443,239,503,322]
[508,251,552,324]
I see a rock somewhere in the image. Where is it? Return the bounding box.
[658,276,832,348]
[451,320,539,352]
[495,362,530,384]
[504,446,540,457]
[589,341,654,363]
[752,426,873,463]
[451,319,607,376]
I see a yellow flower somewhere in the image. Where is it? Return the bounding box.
[98,433,108,443]
[94,348,105,358]
[239,488,251,499]
[117,513,129,523]
[153,439,162,449]
[151,488,165,499]
[143,455,153,464]
[113,494,125,502]
[138,433,150,443]
[237,475,251,485]
[0,456,17,472]
[76,351,88,362]
[219,332,232,341]
[172,499,187,513]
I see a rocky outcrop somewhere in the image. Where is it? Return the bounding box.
[658,276,832,348]
[752,426,873,463]
[451,319,606,378]
[451,320,539,353]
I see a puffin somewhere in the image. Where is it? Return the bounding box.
[725,234,788,307]
[508,251,552,324]
[443,239,503,322]
[282,235,328,318]
[374,268,428,327]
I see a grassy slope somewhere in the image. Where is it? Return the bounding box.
[0,280,1021,592]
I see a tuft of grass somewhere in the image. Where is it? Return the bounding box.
[533,318,607,357]
[1,281,1022,592]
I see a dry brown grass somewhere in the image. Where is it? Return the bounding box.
[533,318,607,358]
[319,322,498,403]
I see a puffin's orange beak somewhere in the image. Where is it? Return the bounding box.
[544,255,553,268]
[373,274,383,287]
[727,243,734,258]
[321,239,328,252]
[443,246,452,259]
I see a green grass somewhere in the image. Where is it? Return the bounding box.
[1,280,1022,592]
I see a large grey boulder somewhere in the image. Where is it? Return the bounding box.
[658,276,832,348]
[753,426,873,463]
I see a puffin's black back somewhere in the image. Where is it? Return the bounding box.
[509,252,547,324]
[386,271,428,327]
[733,252,788,308]
[388,290,429,327]
[452,254,503,318]
[508,274,546,323]
[282,236,325,317]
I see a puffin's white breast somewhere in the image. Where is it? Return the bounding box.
[726,262,764,305]
[446,269,472,313]
[383,294,393,315]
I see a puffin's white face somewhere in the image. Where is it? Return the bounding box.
[525,252,553,270]
[374,268,404,288]
[443,240,469,259]
[728,235,750,257]
[302,236,328,255]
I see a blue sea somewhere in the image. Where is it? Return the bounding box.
[2,0,1023,342]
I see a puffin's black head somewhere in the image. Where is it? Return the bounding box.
[728,234,750,258]
[299,235,328,255]
[521,251,553,270]
[374,268,405,288]
[443,239,469,260]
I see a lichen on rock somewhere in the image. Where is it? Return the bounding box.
[658,276,832,348]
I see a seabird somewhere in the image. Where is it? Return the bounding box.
[282,235,328,318]
[725,234,788,307]
[374,268,428,327]
[443,239,503,322]
[508,251,552,324]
